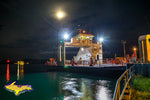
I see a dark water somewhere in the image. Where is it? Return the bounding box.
[0,64,116,100]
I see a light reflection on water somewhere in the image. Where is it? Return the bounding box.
[5,64,24,83]
[1,64,115,100]
[58,75,113,100]
[6,64,10,82]
[96,80,112,100]
[62,78,83,100]
[17,64,24,80]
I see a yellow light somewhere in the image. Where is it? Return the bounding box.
[133,47,137,51]
[17,61,25,65]
[83,30,86,33]
[26,62,29,64]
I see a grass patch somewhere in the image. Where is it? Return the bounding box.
[133,75,150,92]
[131,88,150,100]
[131,75,150,100]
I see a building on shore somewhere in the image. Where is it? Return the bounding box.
[138,34,150,63]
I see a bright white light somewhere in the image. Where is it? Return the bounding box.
[99,38,104,42]
[64,33,69,39]
[86,36,89,39]
[56,11,65,19]
[81,48,84,51]
[96,80,111,100]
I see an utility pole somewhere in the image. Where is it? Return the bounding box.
[121,40,126,58]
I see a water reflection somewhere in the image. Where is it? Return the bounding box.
[5,63,24,82]
[17,64,19,80]
[20,65,24,79]
[96,80,112,100]
[62,78,82,100]
[17,64,24,80]
[6,64,10,82]
[58,74,113,100]
[80,78,94,100]
[2,66,115,100]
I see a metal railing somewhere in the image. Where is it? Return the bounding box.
[113,65,134,100]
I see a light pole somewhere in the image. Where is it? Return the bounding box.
[121,40,126,58]
[55,10,66,65]
[133,47,137,60]
[99,37,104,66]
[63,33,69,65]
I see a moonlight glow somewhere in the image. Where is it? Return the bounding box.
[56,11,65,19]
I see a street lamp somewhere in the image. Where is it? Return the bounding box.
[98,37,104,66]
[133,47,137,51]
[62,33,69,66]
[133,47,137,60]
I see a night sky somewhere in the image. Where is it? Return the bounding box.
[0,0,150,59]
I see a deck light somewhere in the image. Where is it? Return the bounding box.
[99,38,104,42]
[64,33,69,40]
[81,48,84,51]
